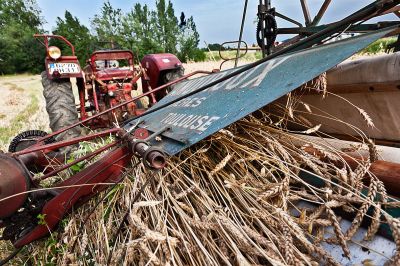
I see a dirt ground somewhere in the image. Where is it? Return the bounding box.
[0,75,50,150]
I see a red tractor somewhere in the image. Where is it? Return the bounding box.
[33,34,184,142]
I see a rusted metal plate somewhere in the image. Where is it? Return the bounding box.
[126,28,395,156]
[0,154,30,219]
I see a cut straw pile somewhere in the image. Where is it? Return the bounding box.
[7,83,400,265]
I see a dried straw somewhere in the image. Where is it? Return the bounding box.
[4,88,400,266]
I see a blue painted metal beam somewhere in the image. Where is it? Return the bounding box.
[125,27,397,156]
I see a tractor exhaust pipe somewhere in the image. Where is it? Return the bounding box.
[120,130,167,170]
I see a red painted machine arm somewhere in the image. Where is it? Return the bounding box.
[33,34,76,56]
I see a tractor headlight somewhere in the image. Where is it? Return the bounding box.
[48,46,61,60]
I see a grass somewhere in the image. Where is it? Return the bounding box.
[205,50,263,62]
[4,82,24,92]
[0,93,39,145]
[205,37,397,62]
[355,37,396,55]
[0,75,47,150]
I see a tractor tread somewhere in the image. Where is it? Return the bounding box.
[41,72,81,142]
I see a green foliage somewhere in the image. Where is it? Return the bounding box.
[91,0,123,46]
[92,0,203,62]
[360,37,396,54]
[37,213,47,225]
[0,0,44,74]
[1,0,205,74]
[122,3,163,58]
[0,0,43,29]
[206,43,224,51]
[52,11,93,66]
[43,236,66,264]
[177,16,205,62]
[155,0,179,54]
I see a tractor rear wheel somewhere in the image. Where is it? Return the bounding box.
[41,72,81,142]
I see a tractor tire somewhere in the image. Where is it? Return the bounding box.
[155,67,185,101]
[41,72,81,142]
[162,67,185,94]
[8,130,55,153]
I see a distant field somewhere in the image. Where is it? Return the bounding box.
[203,36,397,61]
[205,50,263,62]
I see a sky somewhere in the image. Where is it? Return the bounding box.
[36,0,398,46]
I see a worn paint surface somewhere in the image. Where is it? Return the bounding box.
[125,28,394,156]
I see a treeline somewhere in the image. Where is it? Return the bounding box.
[0,0,44,74]
[0,0,205,75]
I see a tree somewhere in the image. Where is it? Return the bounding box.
[122,3,162,58]
[52,11,93,65]
[207,43,224,51]
[177,16,205,62]
[0,0,44,74]
[0,0,43,30]
[90,0,204,63]
[155,0,179,54]
[91,1,123,47]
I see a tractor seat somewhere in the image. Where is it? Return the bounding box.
[95,68,133,80]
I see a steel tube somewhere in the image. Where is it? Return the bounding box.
[300,0,312,26]
[35,141,119,182]
[235,0,249,68]
[13,128,120,157]
[312,0,332,26]
[303,146,400,197]
[123,132,167,169]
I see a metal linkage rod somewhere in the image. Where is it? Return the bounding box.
[35,141,120,182]
[300,0,312,26]
[235,0,249,68]
[312,0,332,26]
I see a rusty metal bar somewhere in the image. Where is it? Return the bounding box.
[258,0,267,57]
[91,80,100,113]
[33,34,76,56]
[13,128,120,157]
[303,146,400,197]
[300,0,312,26]
[311,0,332,26]
[275,11,303,27]
[35,141,120,182]
[235,0,249,68]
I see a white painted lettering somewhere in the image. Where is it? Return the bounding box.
[190,116,209,130]
[197,116,220,131]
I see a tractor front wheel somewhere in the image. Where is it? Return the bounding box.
[155,67,185,101]
[163,67,185,94]
[41,72,81,142]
